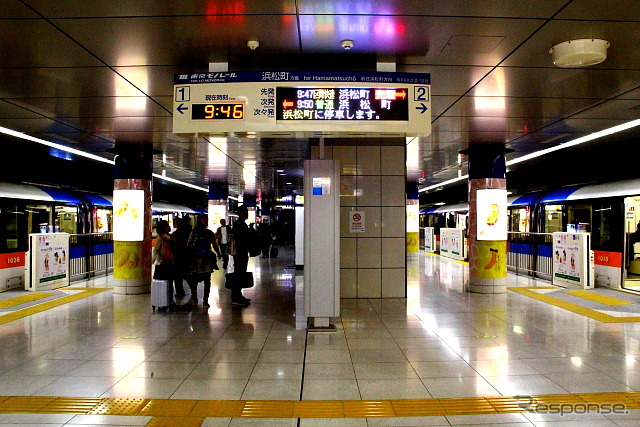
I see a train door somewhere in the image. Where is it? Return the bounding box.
[623,196,640,290]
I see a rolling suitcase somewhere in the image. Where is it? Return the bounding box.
[151,279,172,312]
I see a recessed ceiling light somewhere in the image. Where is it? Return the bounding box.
[286,182,293,185]
[276,169,284,172]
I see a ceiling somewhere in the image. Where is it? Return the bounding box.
[2,0,640,205]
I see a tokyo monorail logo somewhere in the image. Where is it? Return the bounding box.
[514,395,628,415]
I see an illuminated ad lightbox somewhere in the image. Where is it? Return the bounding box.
[173,71,431,137]
[476,189,507,241]
[113,190,144,241]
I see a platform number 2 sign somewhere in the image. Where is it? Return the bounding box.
[414,86,429,102]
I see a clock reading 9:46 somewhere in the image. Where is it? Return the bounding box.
[191,103,245,120]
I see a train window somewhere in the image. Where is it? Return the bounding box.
[95,208,111,233]
[544,205,563,233]
[26,204,52,233]
[0,203,25,252]
[55,206,78,234]
[509,208,530,232]
[592,202,623,251]
[567,204,591,233]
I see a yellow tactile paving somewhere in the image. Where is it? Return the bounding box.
[242,400,294,418]
[88,398,149,415]
[146,416,205,426]
[508,287,640,323]
[138,399,196,417]
[0,292,55,309]
[566,289,633,306]
[0,288,110,326]
[293,400,344,418]
[1,393,640,420]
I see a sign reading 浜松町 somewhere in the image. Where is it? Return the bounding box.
[173,71,431,137]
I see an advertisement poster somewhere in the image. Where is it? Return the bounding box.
[474,241,507,279]
[440,230,449,255]
[114,241,144,279]
[440,228,465,260]
[406,232,419,253]
[406,203,419,233]
[476,189,507,240]
[424,227,435,253]
[36,235,68,283]
[208,202,226,230]
[349,211,365,233]
[113,190,144,241]
[553,233,582,283]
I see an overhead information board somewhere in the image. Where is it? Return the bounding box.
[173,71,431,137]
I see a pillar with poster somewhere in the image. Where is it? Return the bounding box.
[112,150,153,295]
[464,147,510,294]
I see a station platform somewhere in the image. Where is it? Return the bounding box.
[1,247,640,426]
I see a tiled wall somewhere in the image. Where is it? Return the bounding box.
[312,140,406,298]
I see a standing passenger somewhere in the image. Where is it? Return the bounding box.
[230,205,251,306]
[170,217,191,299]
[215,218,231,269]
[152,220,174,289]
[187,215,221,308]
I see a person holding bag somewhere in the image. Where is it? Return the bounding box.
[186,214,221,308]
[153,220,174,284]
[229,205,252,306]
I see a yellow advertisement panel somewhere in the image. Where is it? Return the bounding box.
[113,241,144,279]
[474,240,507,279]
[406,232,419,253]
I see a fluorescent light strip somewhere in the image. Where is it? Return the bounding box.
[0,125,115,165]
[419,174,468,193]
[419,118,640,193]
[0,125,208,192]
[151,173,207,192]
[506,118,640,166]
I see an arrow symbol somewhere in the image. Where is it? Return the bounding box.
[283,100,294,109]
[416,103,428,114]
[177,103,188,114]
[395,90,406,99]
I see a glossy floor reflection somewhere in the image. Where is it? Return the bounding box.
[1,247,640,425]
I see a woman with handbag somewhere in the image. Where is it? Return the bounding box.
[186,214,221,308]
[153,220,174,286]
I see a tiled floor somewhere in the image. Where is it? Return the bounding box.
[1,247,640,425]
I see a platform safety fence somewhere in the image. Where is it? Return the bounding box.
[69,233,114,282]
[507,232,553,280]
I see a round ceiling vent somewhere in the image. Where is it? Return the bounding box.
[549,38,610,68]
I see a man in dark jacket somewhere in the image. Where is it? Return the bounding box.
[170,217,191,298]
[231,205,251,305]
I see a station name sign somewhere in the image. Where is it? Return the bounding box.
[173,71,431,137]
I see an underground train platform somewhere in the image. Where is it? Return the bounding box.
[1,247,640,426]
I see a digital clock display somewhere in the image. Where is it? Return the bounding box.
[192,102,245,120]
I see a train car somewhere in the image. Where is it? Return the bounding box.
[0,182,206,291]
[421,178,640,292]
[0,182,87,291]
